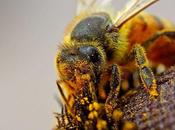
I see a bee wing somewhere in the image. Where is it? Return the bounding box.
[114,0,159,27]
[76,0,113,15]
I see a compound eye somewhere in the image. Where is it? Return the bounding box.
[79,46,102,64]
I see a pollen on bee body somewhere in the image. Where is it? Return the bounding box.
[71,74,91,88]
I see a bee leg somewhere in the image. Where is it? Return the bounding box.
[105,64,122,121]
[133,44,158,97]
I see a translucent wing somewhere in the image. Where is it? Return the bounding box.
[76,0,113,14]
[114,0,159,27]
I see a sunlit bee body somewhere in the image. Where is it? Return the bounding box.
[54,0,175,129]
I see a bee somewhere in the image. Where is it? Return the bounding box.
[54,0,175,129]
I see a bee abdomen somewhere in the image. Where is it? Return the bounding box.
[127,13,174,46]
[126,13,175,67]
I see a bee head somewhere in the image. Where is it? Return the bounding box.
[56,44,105,84]
[55,13,110,86]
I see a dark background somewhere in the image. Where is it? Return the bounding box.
[0,0,174,130]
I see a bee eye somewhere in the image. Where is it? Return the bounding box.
[79,46,102,64]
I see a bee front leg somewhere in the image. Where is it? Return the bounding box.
[133,44,159,97]
[105,64,122,121]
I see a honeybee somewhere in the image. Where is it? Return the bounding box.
[54,0,175,129]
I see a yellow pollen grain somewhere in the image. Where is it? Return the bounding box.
[122,121,137,130]
[142,112,148,121]
[84,97,88,102]
[89,104,93,111]
[88,111,98,119]
[82,74,91,80]
[112,109,124,121]
[80,99,85,105]
[149,80,159,98]
[80,97,89,105]
[93,111,98,118]
[93,102,100,110]
[88,112,94,119]
[96,119,107,130]
[76,115,82,122]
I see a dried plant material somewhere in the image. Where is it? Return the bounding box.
[118,66,175,130]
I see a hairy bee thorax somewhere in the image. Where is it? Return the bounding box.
[71,12,113,42]
[69,12,130,64]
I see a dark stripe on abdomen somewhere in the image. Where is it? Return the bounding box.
[152,15,164,30]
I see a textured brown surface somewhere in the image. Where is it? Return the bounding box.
[119,66,175,130]
[54,66,175,130]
